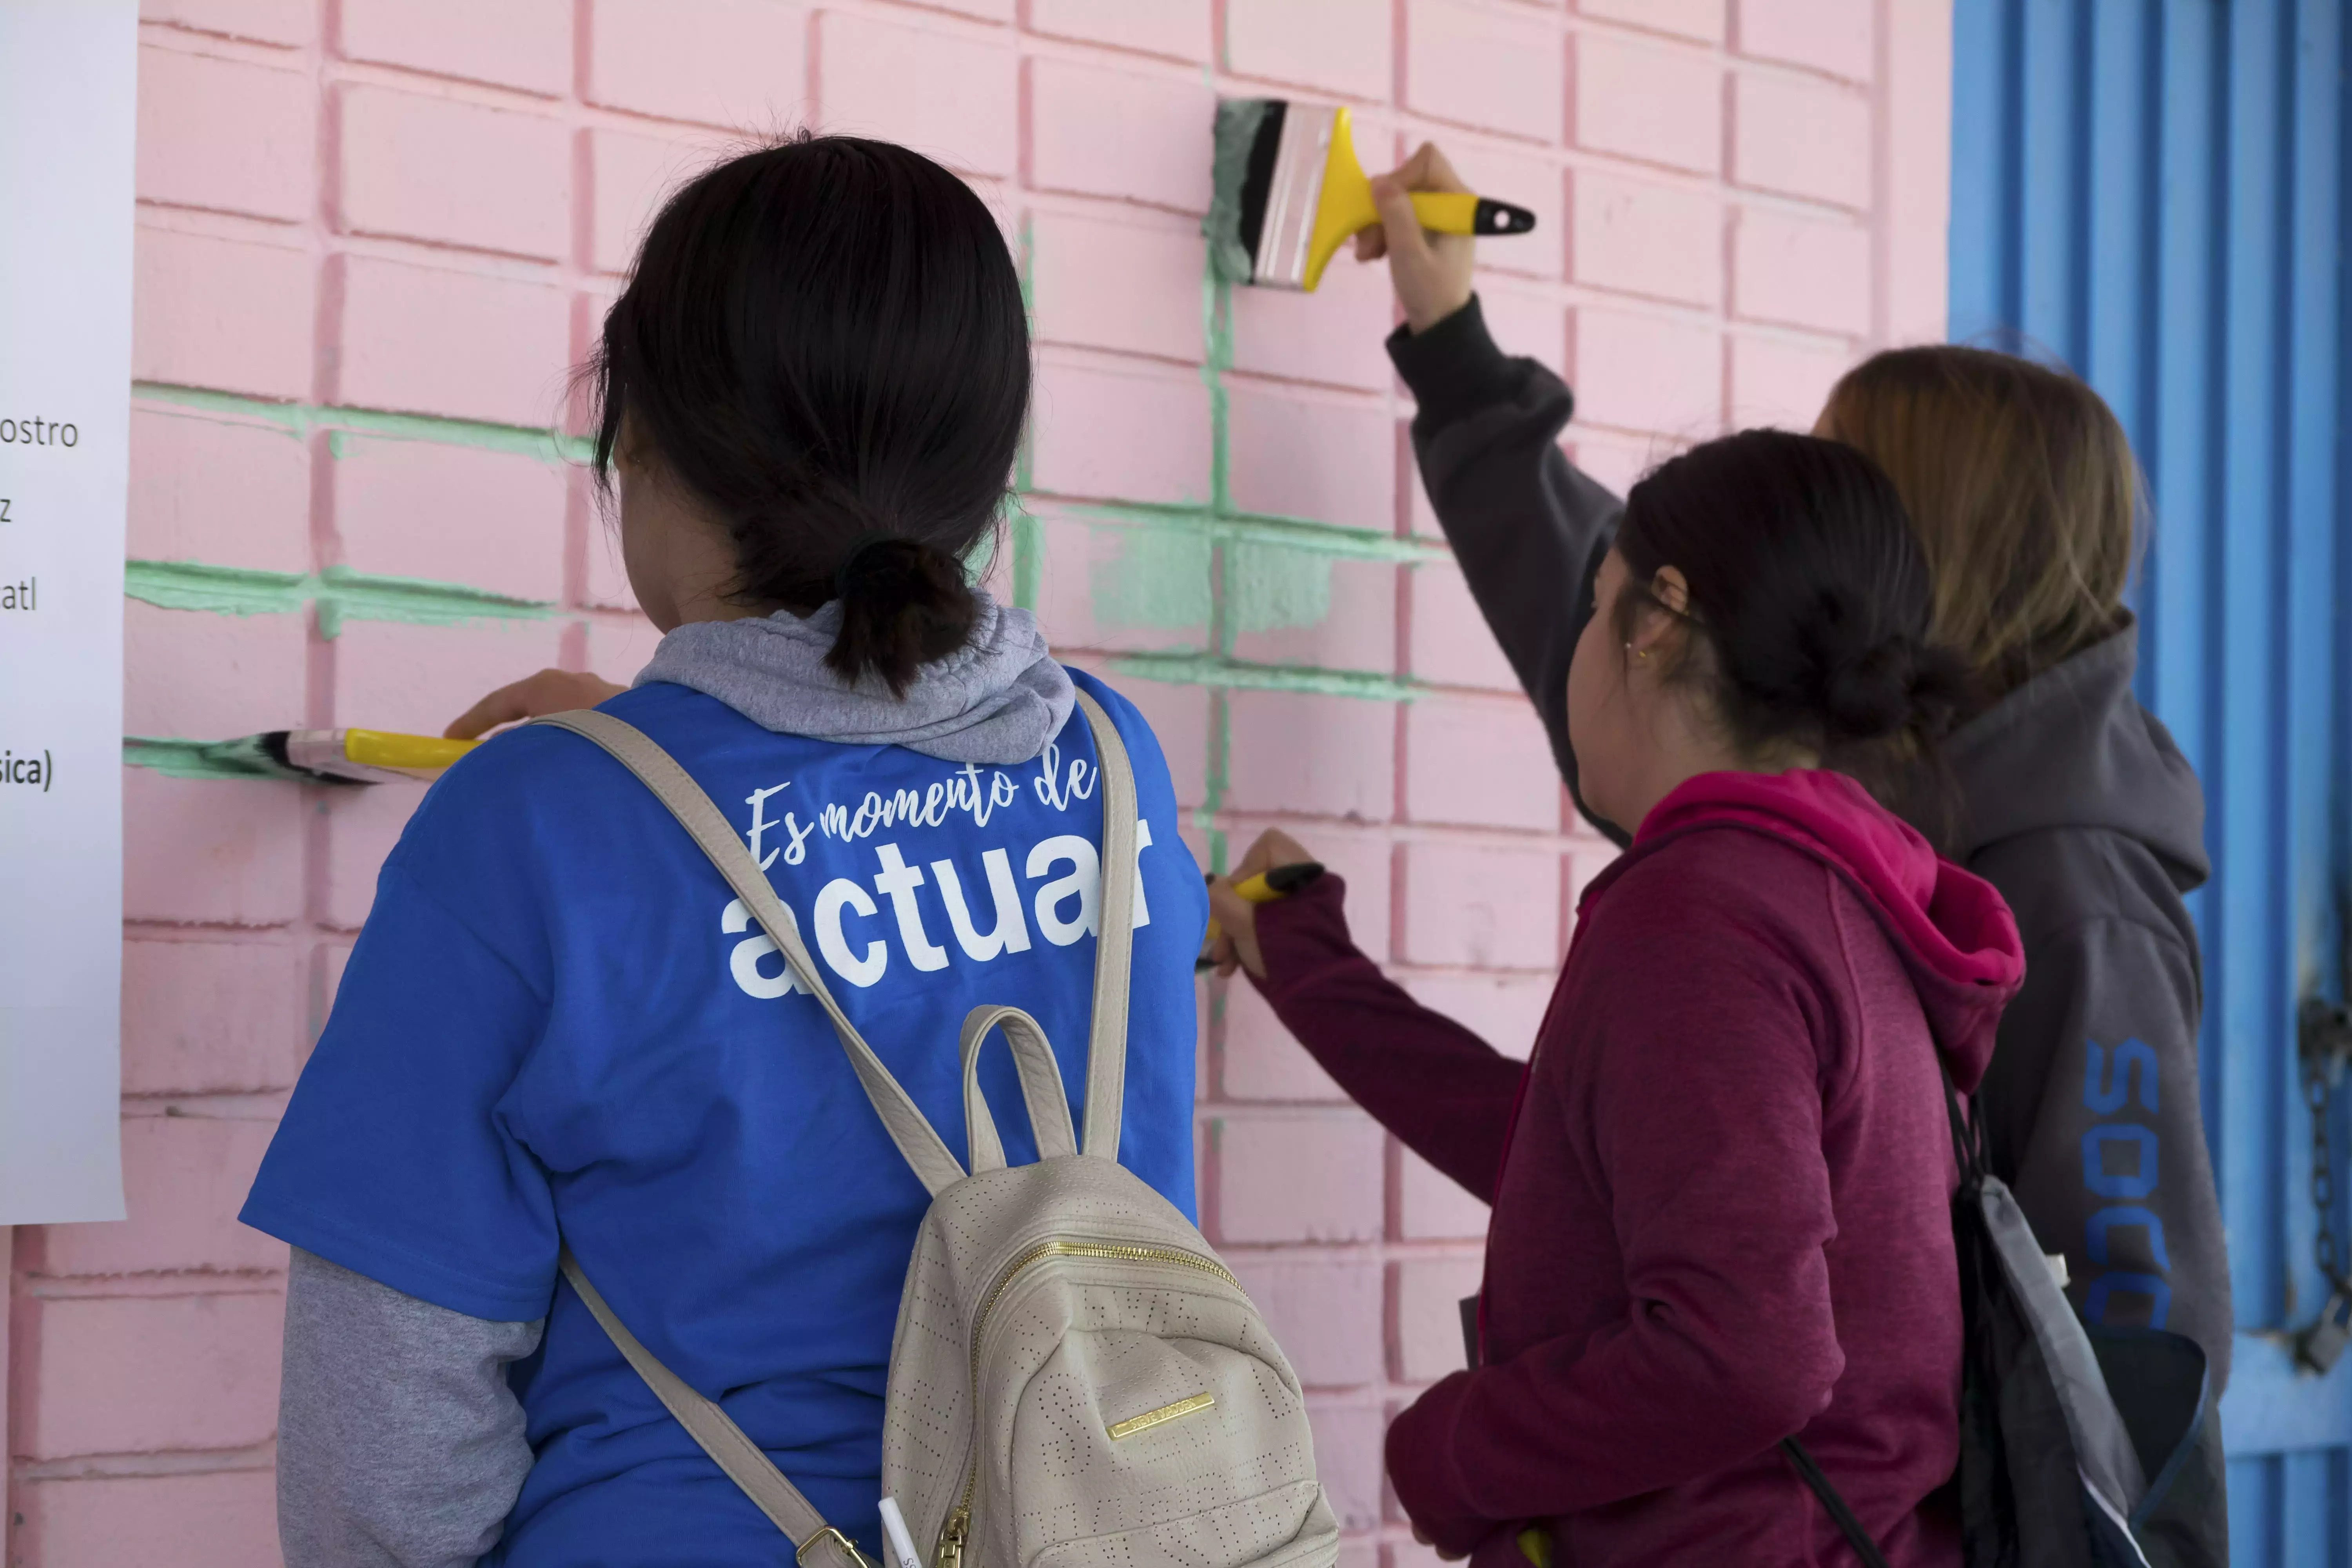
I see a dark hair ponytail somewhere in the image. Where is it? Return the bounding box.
[826,535,983,690]
[1613,429,1975,793]
[588,133,1029,694]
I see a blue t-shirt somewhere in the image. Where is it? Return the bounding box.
[242,671,1206,1566]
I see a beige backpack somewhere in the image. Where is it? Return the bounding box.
[538,695,1339,1568]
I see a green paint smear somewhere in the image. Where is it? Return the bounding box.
[1199,689,1231,866]
[1111,653,1417,704]
[1064,502,1445,565]
[122,735,301,782]
[314,565,554,638]
[964,515,1003,593]
[124,559,309,616]
[1201,270,1234,517]
[134,383,592,466]
[1089,525,1212,635]
[126,559,554,637]
[1011,507,1044,613]
[1225,541,1332,635]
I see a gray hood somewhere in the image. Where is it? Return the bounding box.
[1934,619,2208,893]
[633,593,1074,765]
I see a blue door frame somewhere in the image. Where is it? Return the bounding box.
[1951,0,2352,1555]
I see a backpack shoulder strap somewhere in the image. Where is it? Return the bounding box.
[532,709,967,1198]
[1072,688,1138,1163]
[560,1251,871,1568]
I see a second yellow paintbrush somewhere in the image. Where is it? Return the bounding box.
[1207,98,1537,292]
[1198,860,1327,971]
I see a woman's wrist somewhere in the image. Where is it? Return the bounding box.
[1406,289,1476,336]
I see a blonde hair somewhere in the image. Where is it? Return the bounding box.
[1818,346,2138,701]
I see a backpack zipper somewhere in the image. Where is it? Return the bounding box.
[934,1240,1241,1568]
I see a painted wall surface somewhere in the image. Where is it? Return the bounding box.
[1952,2,2352,1559]
[2,1,1951,1562]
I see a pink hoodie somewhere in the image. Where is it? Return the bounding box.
[1249,768,2024,1567]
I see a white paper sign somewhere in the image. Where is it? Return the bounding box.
[0,2,136,1222]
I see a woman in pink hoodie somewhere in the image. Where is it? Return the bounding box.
[1209,430,2026,1566]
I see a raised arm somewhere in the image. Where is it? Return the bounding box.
[1361,147,1629,844]
[1390,301,1622,839]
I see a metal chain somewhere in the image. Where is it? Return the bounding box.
[2311,1062,2344,1290]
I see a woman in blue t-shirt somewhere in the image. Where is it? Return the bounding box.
[242,136,1207,1568]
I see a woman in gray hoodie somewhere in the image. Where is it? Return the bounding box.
[1356,143,2229,1559]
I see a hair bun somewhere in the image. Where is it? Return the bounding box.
[1805,609,1971,748]
[825,531,982,695]
[1820,634,1916,740]
[1777,586,1971,747]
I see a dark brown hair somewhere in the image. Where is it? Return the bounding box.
[588,134,1030,694]
[1612,430,1975,795]
[1819,345,2137,701]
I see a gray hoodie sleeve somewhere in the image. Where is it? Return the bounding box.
[278,1247,544,1568]
[1387,296,1629,846]
[1975,914,2233,1391]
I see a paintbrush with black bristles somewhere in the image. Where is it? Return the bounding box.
[1206,98,1537,292]
[169,728,479,784]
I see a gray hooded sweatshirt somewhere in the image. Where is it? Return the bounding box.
[272,597,1073,1568]
[1386,296,2233,1387]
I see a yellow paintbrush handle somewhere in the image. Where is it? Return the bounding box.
[1201,865,1326,956]
[1230,871,1286,904]
[1406,190,1481,234]
[343,729,479,771]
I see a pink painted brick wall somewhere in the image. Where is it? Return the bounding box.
[338,0,574,96]
[24,2,1951,1560]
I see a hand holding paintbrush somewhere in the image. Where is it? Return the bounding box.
[1351,142,1480,334]
[1201,827,1324,979]
[1209,100,1534,293]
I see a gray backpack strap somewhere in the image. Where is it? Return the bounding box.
[559,1251,872,1568]
[533,709,968,1198]
[1071,690,1138,1162]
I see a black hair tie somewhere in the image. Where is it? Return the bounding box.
[833,532,897,599]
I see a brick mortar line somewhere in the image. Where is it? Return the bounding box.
[1197,820,1592,861]
[18,1274,283,1302]
[128,390,1491,570]
[11,1439,276,1483]
[120,1094,290,1120]
[134,383,590,461]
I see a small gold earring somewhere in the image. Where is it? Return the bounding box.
[1625,641,1650,662]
